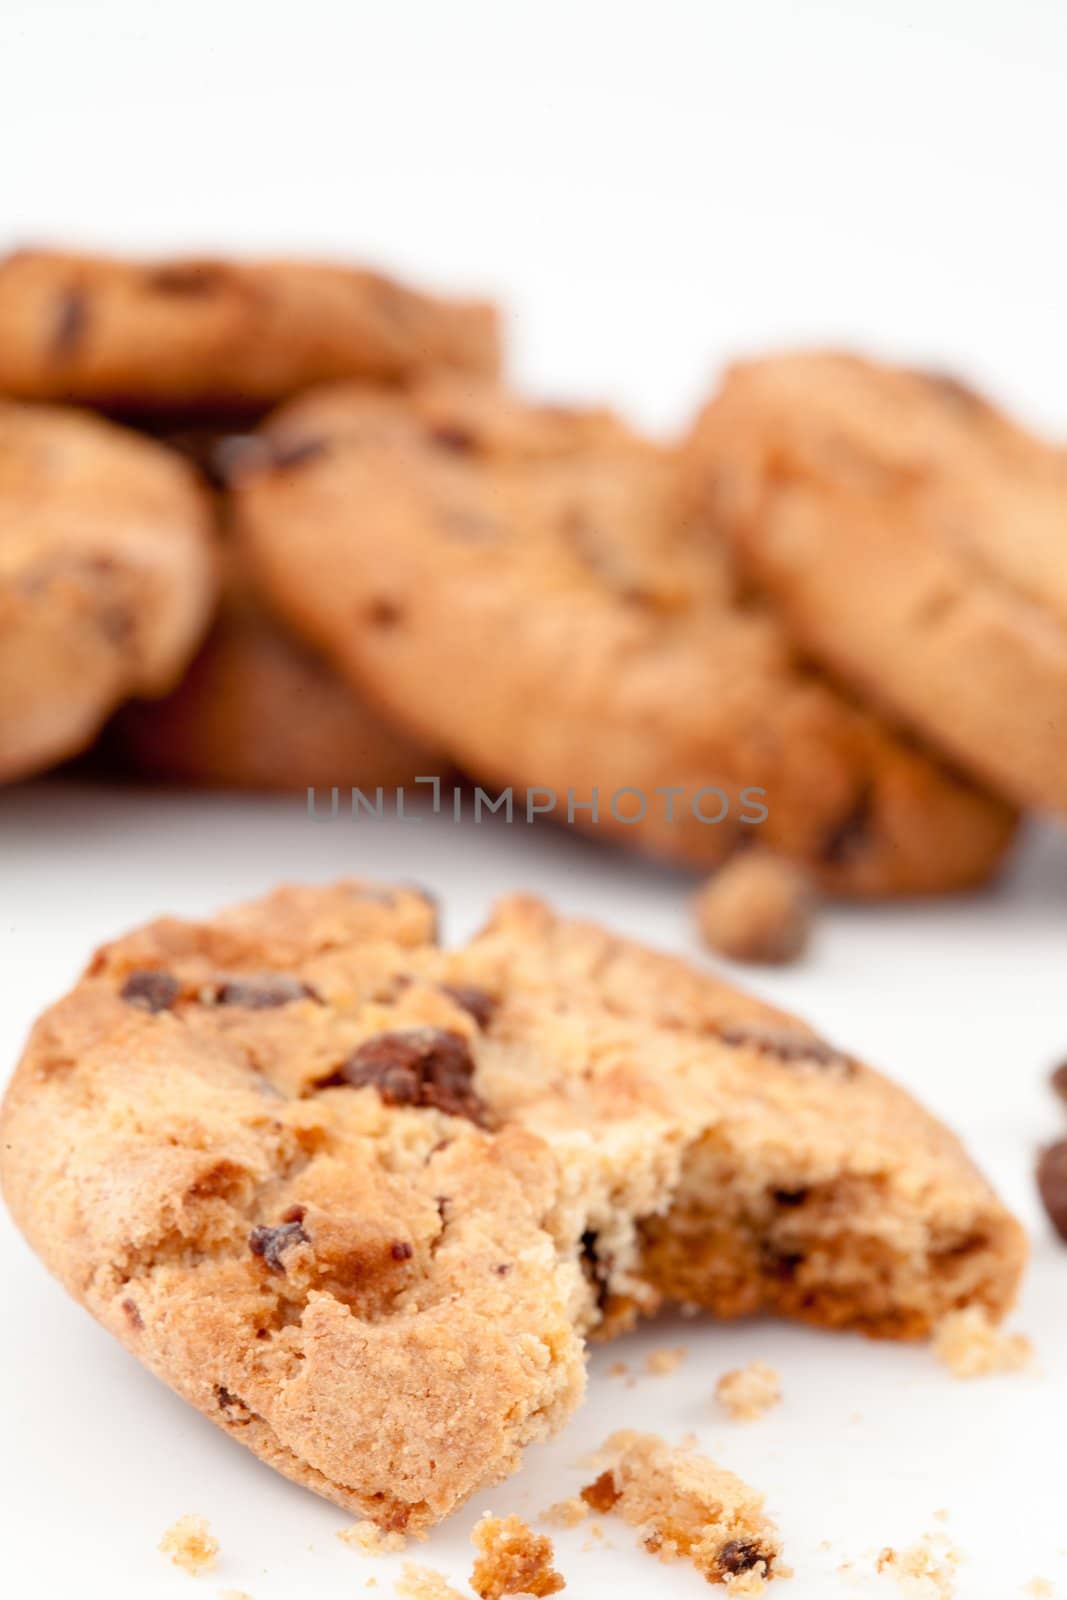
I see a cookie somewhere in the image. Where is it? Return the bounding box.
[683,351,1067,813]
[0,882,1024,1531]
[233,377,1015,896]
[107,556,441,792]
[0,248,500,413]
[0,401,216,782]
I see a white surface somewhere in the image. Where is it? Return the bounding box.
[2,2,1067,1596]
[1,785,1066,1599]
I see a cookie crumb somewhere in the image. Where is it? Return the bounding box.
[470,1513,565,1597]
[580,1430,782,1590]
[645,1345,687,1376]
[159,1514,218,1575]
[540,1498,589,1529]
[338,1519,408,1555]
[693,852,815,966]
[395,1565,467,1600]
[932,1307,1034,1378]
[876,1535,961,1598]
[715,1361,782,1422]
[606,1360,630,1379]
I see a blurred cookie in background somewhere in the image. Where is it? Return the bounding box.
[105,555,440,793]
[0,248,501,413]
[234,375,1016,897]
[684,350,1067,815]
[0,401,215,784]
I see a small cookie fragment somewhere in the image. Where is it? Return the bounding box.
[395,1566,467,1600]
[715,1361,782,1422]
[645,1345,687,1376]
[470,1514,565,1598]
[579,1430,782,1590]
[539,1498,589,1530]
[694,853,816,965]
[932,1308,1034,1378]
[337,1518,408,1555]
[1037,1141,1067,1242]
[159,1513,219,1575]
[876,1534,961,1597]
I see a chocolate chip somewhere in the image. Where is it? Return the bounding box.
[269,436,329,471]
[1050,1061,1067,1106]
[1037,1141,1067,1243]
[718,1021,853,1076]
[336,1028,490,1126]
[821,784,874,868]
[121,1297,143,1330]
[215,1385,240,1409]
[428,423,477,453]
[366,597,403,628]
[579,1228,611,1311]
[718,1539,767,1576]
[211,974,318,1010]
[51,289,88,357]
[248,1217,309,1272]
[439,983,497,1029]
[494,1263,512,1276]
[120,970,180,1013]
[580,1471,620,1513]
[390,1240,414,1261]
[145,262,228,295]
[773,1187,809,1207]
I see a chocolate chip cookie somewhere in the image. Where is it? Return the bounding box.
[0,248,500,413]
[0,401,216,782]
[234,377,1015,896]
[0,882,1024,1530]
[684,351,1067,813]
[107,554,441,792]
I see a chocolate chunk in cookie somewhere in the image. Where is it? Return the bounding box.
[338,1028,489,1126]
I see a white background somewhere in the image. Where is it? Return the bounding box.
[1,3,1066,1597]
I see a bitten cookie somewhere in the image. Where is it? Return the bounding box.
[107,555,441,793]
[234,377,1015,896]
[0,882,1024,1531]
[0,402,216,782]
[0,249,500,412]
[683,351,1067,813]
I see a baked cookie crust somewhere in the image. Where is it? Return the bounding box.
[234,378,1016,896]
[0,882,1025,1531]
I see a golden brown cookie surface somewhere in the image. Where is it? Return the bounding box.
[234,377,1015,896]
[0,249,500,412]
[0,401,216,782]
[684,351,1067,813]
[0,882,1025,1530]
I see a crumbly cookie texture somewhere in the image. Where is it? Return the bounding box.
[337,1519,409,1555]
[715,1361,782,1421]
[645,1345,688,1376]
[694,853,816,965]
[470,1514,565,1598]
[539,1498,589,1530]
[580,1430,782,1590]
[0,401,216,782]
[159,1514,219,1575]
[234,377,1015,897]
[684,350,1067,815]
[0,249,500,411]
[932,1308,1033,1378]
[395,1567,468,1600]
[107,553,438,793]
[0,883,1024,1532]
[876,1534,961,1598]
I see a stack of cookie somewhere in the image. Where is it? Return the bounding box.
[2,248,1064,901]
